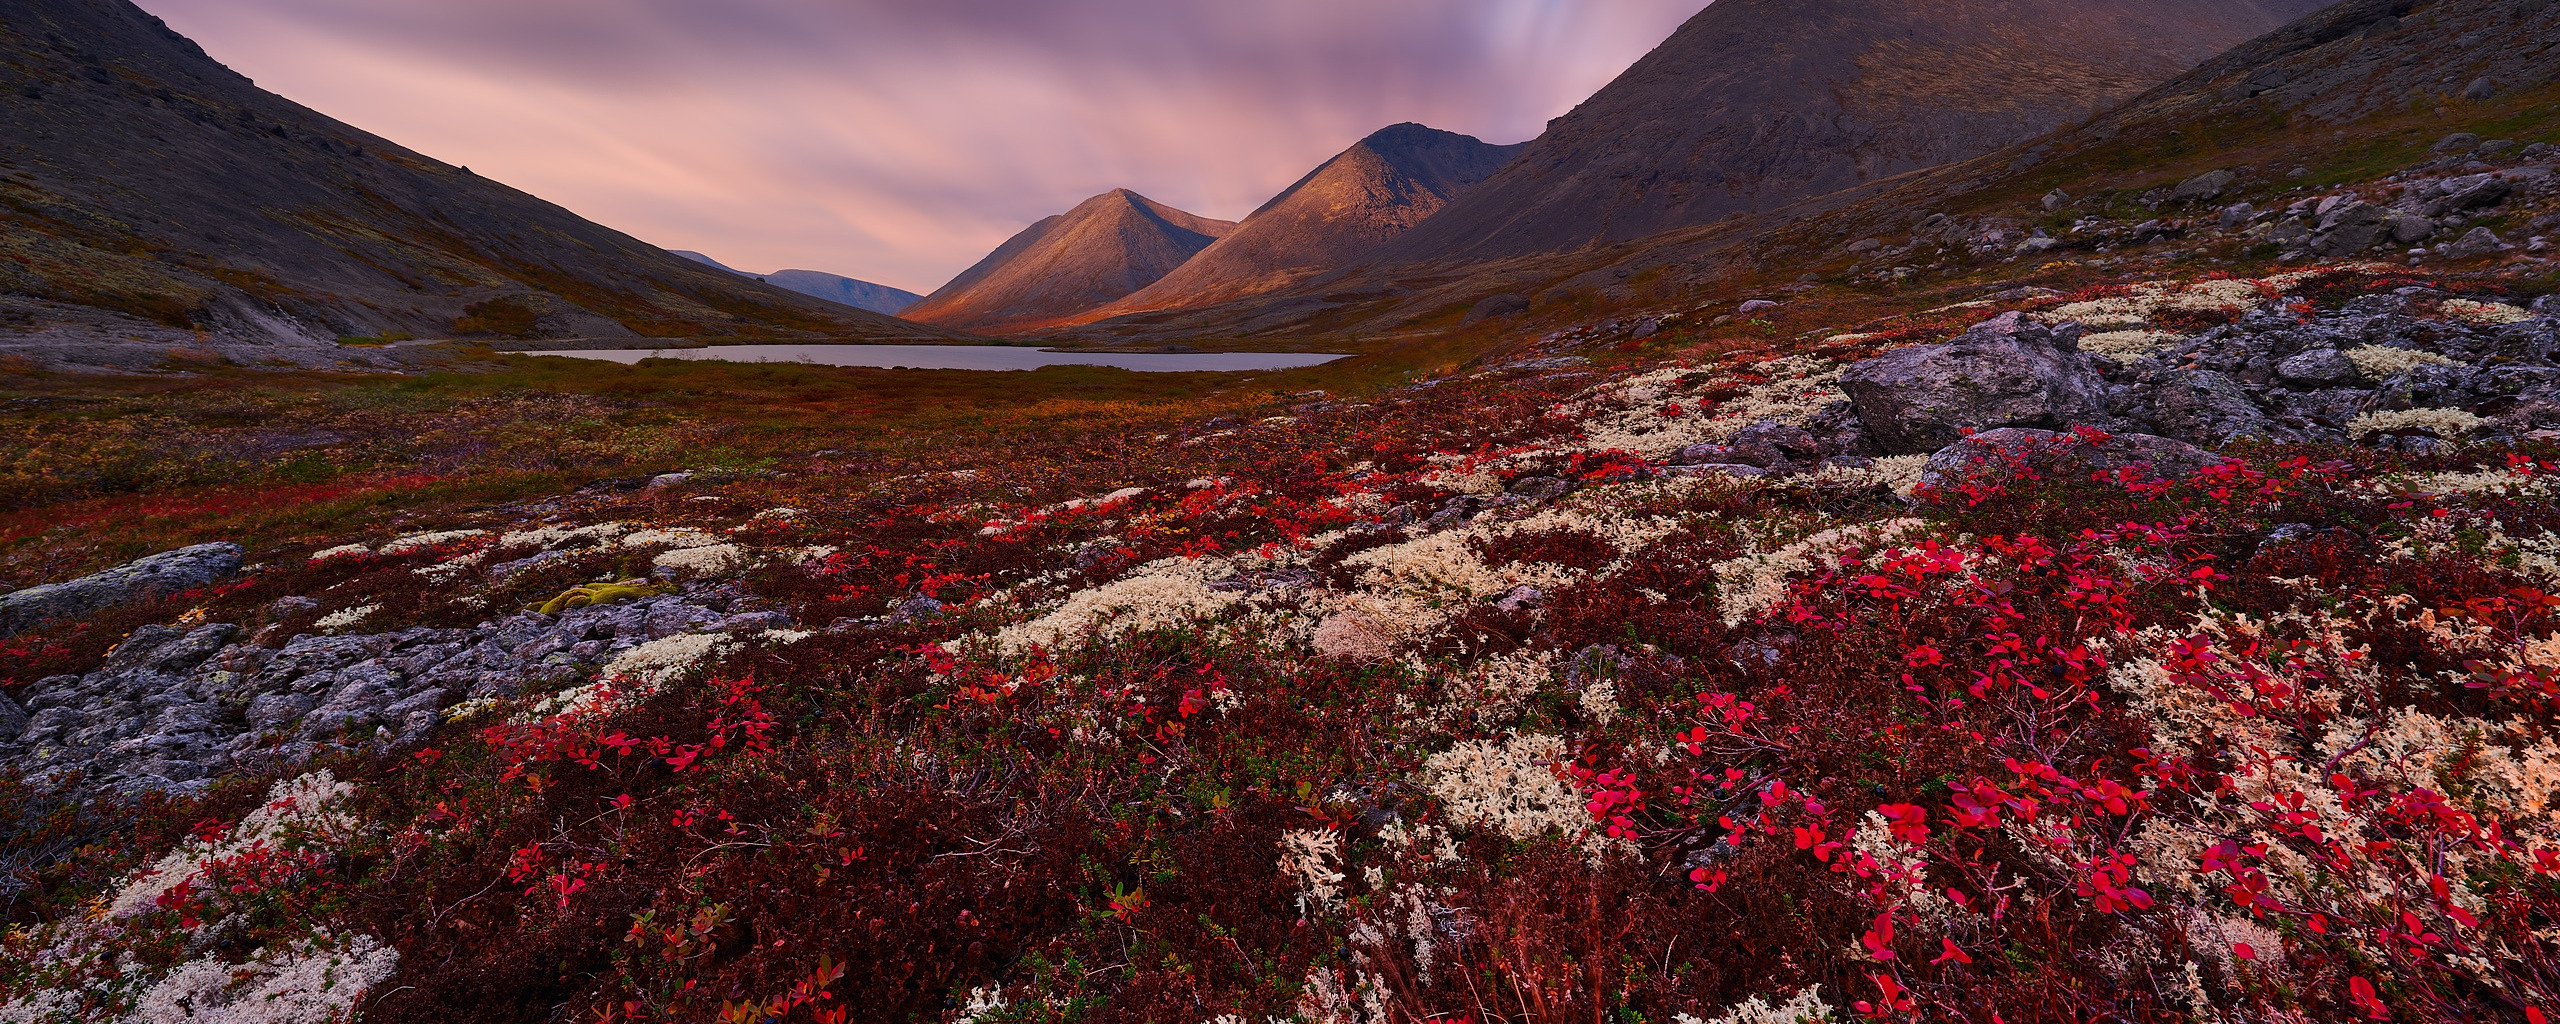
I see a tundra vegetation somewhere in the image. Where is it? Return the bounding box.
[4,43,2560,1024]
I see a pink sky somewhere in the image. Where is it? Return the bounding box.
[138,0,1707,293]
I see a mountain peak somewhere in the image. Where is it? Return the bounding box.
[1068,124,1525,323]
[899,190,1236,334]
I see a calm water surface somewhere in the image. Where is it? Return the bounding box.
[509,344,1347,373]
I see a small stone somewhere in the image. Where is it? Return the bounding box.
[1493,586,1545,613]
[2434,132,2483,153]
[2218,203,2255,231]
[269,595,321,618]
[1508,476,1574,502]
[1847,237,1883,253]
[2042,189,2071,212]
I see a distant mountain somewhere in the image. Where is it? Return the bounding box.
[1373,0,2341,266]
[899,190,1236,334]
[1072,124,1523,323]
[669,251,922,316]
[0,0,952,366]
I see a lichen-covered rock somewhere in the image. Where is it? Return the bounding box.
[0,593,778,793]
[0,542,243,637]
[1839,312,2114,455]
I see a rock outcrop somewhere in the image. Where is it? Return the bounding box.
[0,543,242,638]
[1839,312,2114,455]
[0,593,784,794]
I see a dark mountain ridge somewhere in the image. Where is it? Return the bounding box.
[1369,0,2342,268]
[0,0,953,369]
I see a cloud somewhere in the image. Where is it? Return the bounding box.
[139,0,1705,293]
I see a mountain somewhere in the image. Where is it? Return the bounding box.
[1371,0,2342,267]
[1070,124,1524,322]
[669,251,922,315]
[898,189,1236,334]
[0,0,955,368]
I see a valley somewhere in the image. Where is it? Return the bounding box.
[2,0,2560,1022]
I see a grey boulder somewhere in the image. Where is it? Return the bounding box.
[2172,169,2237,203]
[2313,203,2392,256]
[2439,227,2504,260]
[1838,312,2113,455]
[0,543,243,638]
[2389,214,2438,245]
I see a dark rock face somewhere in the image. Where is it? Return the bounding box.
[0,543,242,638]
[1838,312,2114,454]
[1918,428,2222,494]
[0,594,772,794]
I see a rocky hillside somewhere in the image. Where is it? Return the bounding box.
[1366,0,2338,267]
[1070,124,1524,323]
[0,0,954,371]
[898,190,1236,334]
[670,251,924,316]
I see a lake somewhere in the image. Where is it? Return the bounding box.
[507,344,1348,373]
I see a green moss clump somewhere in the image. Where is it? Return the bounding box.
[532,580,669,616]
